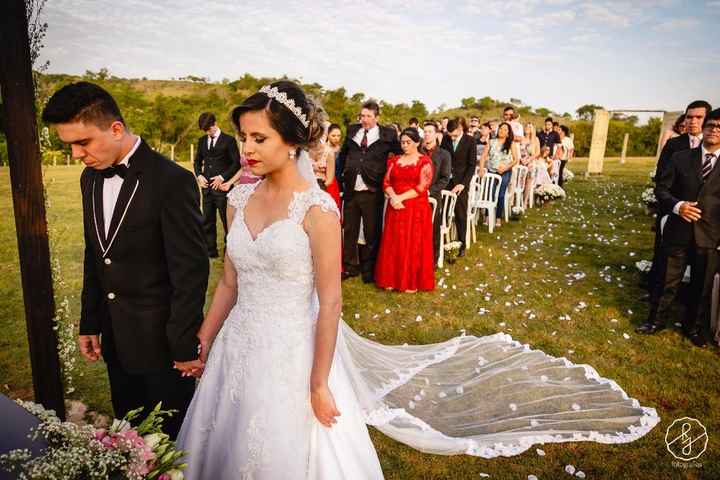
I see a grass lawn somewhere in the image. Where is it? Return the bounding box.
[1,157,718,479]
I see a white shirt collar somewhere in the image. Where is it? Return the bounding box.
[702,144,719,158]
[117,136,141,167]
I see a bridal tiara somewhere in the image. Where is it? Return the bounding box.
[260,85,309,129]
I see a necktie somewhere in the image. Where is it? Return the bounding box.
[101,164,128,179]
[691,136,700,149]
[209,135,215,149]
[702,153,716,180]
[361,129,368,150]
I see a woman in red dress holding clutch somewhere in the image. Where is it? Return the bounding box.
[375,128,435,292]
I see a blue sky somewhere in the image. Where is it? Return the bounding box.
[41,0,719,117]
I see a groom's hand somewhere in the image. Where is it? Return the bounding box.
[174,359,205,378]
[209,175,224,190]
[78,335,101,362]
[197,175,209,189]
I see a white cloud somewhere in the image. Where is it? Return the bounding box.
[653,18,701,31]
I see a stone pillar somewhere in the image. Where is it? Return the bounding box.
[620,133,629,164]
[587,109,609,175]
[656,111,683,158]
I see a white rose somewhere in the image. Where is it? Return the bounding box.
[143,433,166,449]
[167,469,185,480]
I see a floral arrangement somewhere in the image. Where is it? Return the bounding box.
[443,241,463,263]
[534,183,566,202]
[0,401,187,480]
[649,167,656,182]
[511,205,524,217]
[640,187,657,207]
[562,168,574,182]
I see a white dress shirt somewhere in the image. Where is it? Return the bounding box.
[104,136,140,236]
[208,128,221,149]
[673,144,718,215]
[352,125,380,191]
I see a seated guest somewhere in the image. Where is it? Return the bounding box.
[521,123,541,207]
[422,121,451,266]
[375,128,435,292]
[478,122,519,227]
[534,146,554,187]
[638,109,720,347]
[476,122,492,166]
[220,153,260,189]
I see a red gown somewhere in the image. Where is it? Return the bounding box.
[375,154,435,291]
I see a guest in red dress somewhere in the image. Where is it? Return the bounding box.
[375,128,435,292]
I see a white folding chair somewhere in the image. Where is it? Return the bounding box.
[437,189,458,268]
[526,165,536,209]
[474,173,502,234]
[429,196,438,223]
[465,175,480,247]
[506,165,528,221]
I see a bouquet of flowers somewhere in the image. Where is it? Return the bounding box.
[0,401,187,480]
[443,241,463,264]
[534,183,566,203]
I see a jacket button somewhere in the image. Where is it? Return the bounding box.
[107,292,116,300]
[104,258,112,265]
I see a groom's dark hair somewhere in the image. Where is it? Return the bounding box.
[42,82,125,128]
[198,112,216,131]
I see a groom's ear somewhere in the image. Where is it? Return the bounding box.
[108,120,126,139]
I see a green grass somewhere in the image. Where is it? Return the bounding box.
[1,158,718,479]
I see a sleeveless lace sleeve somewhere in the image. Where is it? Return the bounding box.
[227,183,256,210]
[289,188,340,224]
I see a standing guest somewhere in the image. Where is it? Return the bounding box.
[476,122,492,168]
[422,121,451,265]
[503,106,525,142]
[42,82,209,438]
[441,116,449,133]
[310,123,342,208]
[408,117,424,138]
[659,114,687,150]
[375,128,435,292]
[339,100,402,283]
[468,116,481,142]
[521,123,541,207]
[645,101,712,297]
[538,117,560,155]
[390,122,402,139]
[478,122,519,227]
[555,125,574,188]
[443,117,476,256]
[194,112,241,258]
[639,109,720,347]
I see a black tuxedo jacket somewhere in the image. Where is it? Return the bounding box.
[338,124,402,198]
[429,147,451,197]
[656,147,720,249]
[193,131,241,195]
[441,134,477,188]
[655,134,692,213]
[80,140,209,373]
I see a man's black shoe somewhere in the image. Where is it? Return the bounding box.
[341,272,358,281]
[361,274,374,284]
[635,322,664,334]
[688,333,707,348]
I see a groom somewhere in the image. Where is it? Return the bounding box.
[42,82,209,437]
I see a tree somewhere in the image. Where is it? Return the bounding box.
[460,97,476,109]
[576,104,604,120]
[535,107,551,117]
[477,96,494,111]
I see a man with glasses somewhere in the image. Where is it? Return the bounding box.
[638,109,720,348]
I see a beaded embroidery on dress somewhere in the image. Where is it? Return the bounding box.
[178,180,659,479]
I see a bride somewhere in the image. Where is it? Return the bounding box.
[175,81,659,479]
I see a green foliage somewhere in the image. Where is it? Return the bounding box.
[576,104,604,120]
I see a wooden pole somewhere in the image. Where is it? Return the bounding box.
[170,144,175,162]
[190,143,194,164]
[620,133,629,164]
[0,0,65,418]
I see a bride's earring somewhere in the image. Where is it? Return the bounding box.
[288,149,296,160]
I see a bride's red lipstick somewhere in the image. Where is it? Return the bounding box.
[247,159,260,166]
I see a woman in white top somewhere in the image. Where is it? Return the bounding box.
[555,125,574,188]
[521,123,540,207]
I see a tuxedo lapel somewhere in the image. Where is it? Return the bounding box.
[91,171,108,250]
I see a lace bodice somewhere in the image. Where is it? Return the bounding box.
[225,182,339,316]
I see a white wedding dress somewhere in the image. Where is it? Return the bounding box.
[177,180,660,480]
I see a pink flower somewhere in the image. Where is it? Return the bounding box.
[101,435,116,449]
[94,429,107,441]
[158,474,171,480]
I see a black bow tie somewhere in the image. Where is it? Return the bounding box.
[100,164,129,179]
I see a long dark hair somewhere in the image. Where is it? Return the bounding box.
[497,122,514,153]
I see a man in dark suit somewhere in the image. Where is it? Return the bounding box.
[42,82,209,437]
[638,109,720,347]
[441,117,476,256]
[422,121,451,265]
[645,101,711,295]
[194,112,241,258]
[339,100,402,282]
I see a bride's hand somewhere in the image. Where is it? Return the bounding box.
[311,384,341,428]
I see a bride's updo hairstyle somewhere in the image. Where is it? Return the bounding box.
[231,80,325,152]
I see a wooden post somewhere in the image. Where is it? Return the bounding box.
[0,0,65,418]
[170,144,175,162]
[620,133,629,164]
[66,154,70,166]
[190,143,194,164]
[587,109,610,176]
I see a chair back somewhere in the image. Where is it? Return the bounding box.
[478,173,502,204]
